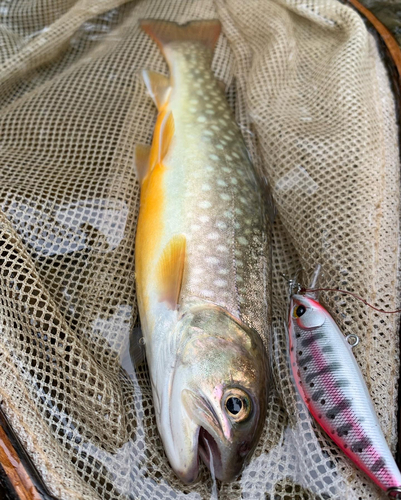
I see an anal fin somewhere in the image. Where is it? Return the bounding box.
[156,235,186,309]
[134,144,151,183]
[142,70,171,110]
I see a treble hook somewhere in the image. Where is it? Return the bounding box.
[281,273,302,296]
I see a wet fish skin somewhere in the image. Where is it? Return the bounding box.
[135,20,271,483]
[288,294,401,496]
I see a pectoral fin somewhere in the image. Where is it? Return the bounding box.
[142,70,171,110]
[156,235,186,309]
[134,144,151,183]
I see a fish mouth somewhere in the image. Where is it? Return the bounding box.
[174,389,247,483]
[198,426,222,476]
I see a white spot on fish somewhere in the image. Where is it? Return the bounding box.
[214,279,227,288]
[238,237,248,245]
[215,220,227,230]
[218,268,229,275]
[234,249,242,257]
[216,144,224,150]
[205,256,219,265]
[231,178,238,185]
[239,196,247,204]
[204,130,213,136]
[198,245,206,251]
[209,154,219,161]
[191,224,200,231]
[202,290,215,298]
[197,115,206,123]
[193,267,203,275]
[217,179,227,187]
[202,183,211,191]
[208,232,219,240]
[236,276,244,283]
[199,201,212,209]
[206,165,214,172]
[223,210,232,218]
[217,245,228,252]
[199,215,210,223]
[206,109,214,115]
[235,207,243,215]
[222,167,231,173]
[236,260,244,267]
[189,107,197,113]
[220,193,230,201]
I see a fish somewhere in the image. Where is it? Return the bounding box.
[288,293,401,498]
[134,19,271,483]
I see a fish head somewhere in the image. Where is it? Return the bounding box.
[289,294,327,333]
[162,304,269,484]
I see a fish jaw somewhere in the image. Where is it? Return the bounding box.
[184,389,258,482]
[161,383,260,484]
[160,403,201,484]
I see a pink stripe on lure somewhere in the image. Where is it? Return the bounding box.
[288,294,401,498]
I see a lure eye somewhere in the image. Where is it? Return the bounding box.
[224,389,252,422]
[293,305,306,318]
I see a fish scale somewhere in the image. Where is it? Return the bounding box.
[289,294,401,497]
[134,19,270,484]
[168,42,268,331]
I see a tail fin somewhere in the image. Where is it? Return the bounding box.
[140,19,221,53]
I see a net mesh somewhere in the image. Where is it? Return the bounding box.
[0,0,399,499]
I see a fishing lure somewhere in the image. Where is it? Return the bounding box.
[288,292,401,498]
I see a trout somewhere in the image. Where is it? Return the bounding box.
[135,19,271,483]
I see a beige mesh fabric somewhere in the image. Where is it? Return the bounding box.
[0,0,399,499]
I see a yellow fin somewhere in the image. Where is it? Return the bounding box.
[159,111,174,162]
[156,235,186,309]
[142,70,171,110]
[134,144,151,183]
[140,19,221,53]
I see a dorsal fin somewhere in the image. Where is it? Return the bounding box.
[159,111,175,162]
[134,144,151,183]
[140,19,221,53]
[156,235,186,310]
[142,70,171,110]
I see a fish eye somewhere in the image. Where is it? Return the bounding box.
[293,304,306,318]
[223,389,251,422]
